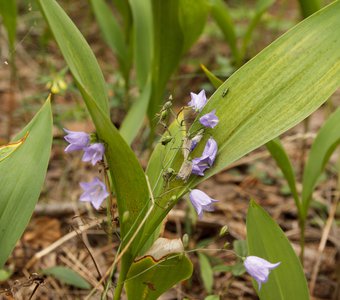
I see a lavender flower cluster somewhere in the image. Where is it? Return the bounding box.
[64,94,281,290]
[183,90,220,219]
[187,91,281,289]
[64,129,108,210]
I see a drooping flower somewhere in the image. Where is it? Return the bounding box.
[189,189,218,219]
[64,129,90,152]
[79,177,109,210]
[191,156,210,176]
[202,137,218,166]
[244,256,281,290]
[199,109,219,128]
[191,137,218,176]
[82,143,105,166]
[188,90,207,112]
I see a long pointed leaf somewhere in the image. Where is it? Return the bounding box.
[0,0,17,50]
[209,0,240,65]
[0,98,52,267]
[201,64,223,89]
[90,0,130,78]
[37,0,149,256]
[148,0,208,127]
[128,0,153,89]
[266,139,300,210]
[241,0,275,59]
[38,0,109,114]
[301,107,340,217]
[247,200,309,299]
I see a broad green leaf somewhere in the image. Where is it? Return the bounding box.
[125,253,192,300]
[128,0,153,89]
[241,0,275,59]
[90,0,130,79]
[38,0,149,271]
[0,0,16,50]
[209,0,240,65]
[0,132,28,162]
[266,139,300,210]
[201,64,223,89]
[247,200,309,299]
[189,1,340,186]
[42,266,91,289]
[198,253,213,293]
[37,0,109,114]
[0,99,52,267]
[139,1,340,256]
[301,107,340,217]
[298,0,321,18]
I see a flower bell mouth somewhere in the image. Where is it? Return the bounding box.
[189,189,218,219]
[188,89,207,112]
[79,177,109,210]
[64,128,105,166]
[199,109,219,128]
[244,256,281,290]
[63,128,90,152]
[82,143,105,166]
[191,137,218,176]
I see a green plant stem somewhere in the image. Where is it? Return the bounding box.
[298,217,305,265]
[104,164,113,243]
[299,117,310,181]
[123,75,130,111]
[113,254,133,300]
[7,51,16,140]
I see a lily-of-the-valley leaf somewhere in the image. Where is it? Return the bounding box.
[247,200,309,299]
[0,98,53,267]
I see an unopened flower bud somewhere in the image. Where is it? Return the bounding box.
[182,234,189,248]
[219,225,229,237]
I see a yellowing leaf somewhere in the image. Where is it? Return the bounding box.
[0,132,29,162]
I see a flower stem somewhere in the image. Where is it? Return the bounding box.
[113,254,132,300]
[299,218,305,265]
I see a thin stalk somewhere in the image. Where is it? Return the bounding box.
[113,255,132,300]
[123,74,130,111]
[7,51,16,140]
[103,162,114,243]
[298,217,305,264]
[299,117,310,181]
